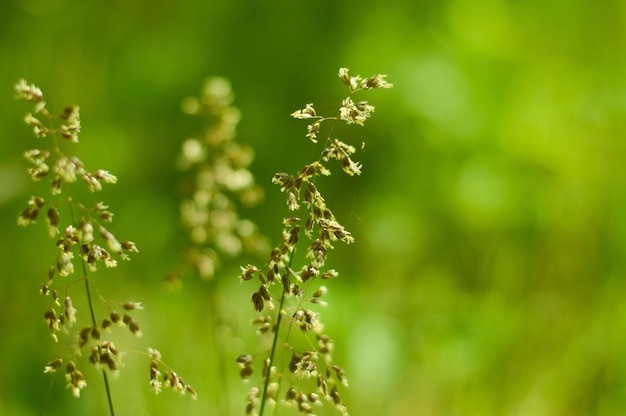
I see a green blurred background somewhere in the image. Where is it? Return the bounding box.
[1,0,626,415]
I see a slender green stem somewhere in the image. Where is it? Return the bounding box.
[80,254,115,416]
[82,274,115,416]
[258,284,288,416]
[100,365,116,416]
[68,195,116,416]
[40,371,57,416]
[82,274,97,330]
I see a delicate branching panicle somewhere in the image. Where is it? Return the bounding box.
[177,77,267,281]
[238,68,392,416]
[15,80,194,414]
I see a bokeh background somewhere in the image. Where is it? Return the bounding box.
[1,0,626,415]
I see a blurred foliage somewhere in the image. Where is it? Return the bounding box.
[1,0,626,415]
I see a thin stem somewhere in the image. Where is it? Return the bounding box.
[100,365,116,416]
[259,245,299,416]
[68,195,116,416]
[40,371,57,416]
[258,283,288,416]
[82,274,97,330]
[82,273,115,416]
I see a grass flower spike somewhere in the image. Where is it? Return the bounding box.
[238,68,392,416]
[15,80,194,415]
[178,77,267,281]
